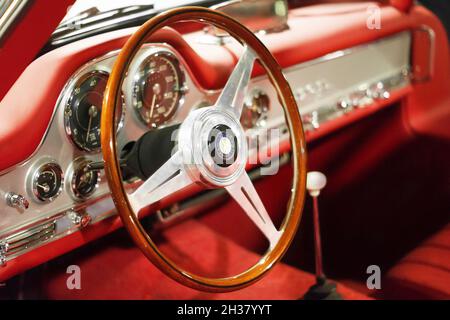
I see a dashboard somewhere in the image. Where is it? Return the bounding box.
[0,27,411,269]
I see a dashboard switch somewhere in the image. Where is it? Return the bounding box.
[0,241,8,267]
[367,82,390,100]
[303,111,320,130]
[67,210,92,229]
[5,192,29,210]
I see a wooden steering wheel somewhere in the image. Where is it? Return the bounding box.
[101,6,307,292]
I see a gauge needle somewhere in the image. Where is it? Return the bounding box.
[148,93,157,121]
[86,105,98,143]
[77,174,87,188]
[37,184,50,193]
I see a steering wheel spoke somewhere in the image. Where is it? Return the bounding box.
[226,172,281,247]
[128,151,193,213]
[216,45,256,118]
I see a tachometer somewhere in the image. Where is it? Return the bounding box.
[64,70,122,152]
[133,51,186,128]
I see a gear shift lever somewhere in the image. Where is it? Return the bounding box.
[303,171,342,300]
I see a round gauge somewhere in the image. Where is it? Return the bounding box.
[32,162,63,202]
[133,51,186,128]
[65,71,123,152]
[241,89,270,129]
[70,159,100,200]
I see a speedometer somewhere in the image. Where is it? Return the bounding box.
[64,70,122,152]
[133,51,186,128]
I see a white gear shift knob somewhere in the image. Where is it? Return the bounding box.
[306,171,327,197]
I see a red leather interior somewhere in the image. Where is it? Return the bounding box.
[40,220,369,300]
[295,1,413,13]
[385,224,450,299]
[0,2,449,295]
[0,0,74,102]
[390,0,413,12]
[284,106,450,297]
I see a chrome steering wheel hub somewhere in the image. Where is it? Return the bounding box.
[178,107,248,187]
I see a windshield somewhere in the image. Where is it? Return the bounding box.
[63,0,213,22]
[45,0,224,50]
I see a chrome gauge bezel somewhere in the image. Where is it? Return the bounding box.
[130,47,187,129]
[64,69,125,153]
[28,159,64,203]
[64,70,106,152]
[66,157,100,201]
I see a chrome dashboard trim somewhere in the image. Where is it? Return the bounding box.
[0,43,218,237]
[282,30,411,74]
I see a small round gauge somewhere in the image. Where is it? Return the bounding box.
[133,51,186,128]
[70,159,100,200]
[31,162,63,202]
[65,71,123,152]
[241,89,270,129]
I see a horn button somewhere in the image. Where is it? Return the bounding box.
[178,107,248,187]
[208,124,238,168]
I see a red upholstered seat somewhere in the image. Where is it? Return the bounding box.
[41,220,368,300]
[385,224,450,299]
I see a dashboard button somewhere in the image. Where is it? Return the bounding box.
[5,192,29,210]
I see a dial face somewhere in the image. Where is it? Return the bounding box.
[71,160,99,200]
[134,51,185,128]
[65,71,122,152]
[241,90,270,129]
[32,163,63,202]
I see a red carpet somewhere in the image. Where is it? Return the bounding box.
[42,220,369,300]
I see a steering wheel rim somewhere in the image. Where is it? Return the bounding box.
[101,6,307,292]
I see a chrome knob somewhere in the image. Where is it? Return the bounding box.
[303,111,320,130]
[337,98,352,110]
[306,171,327,197]
[367,82,390,100]
[5,192,29,210]
[67,210,92,229]
[0,241,8,267]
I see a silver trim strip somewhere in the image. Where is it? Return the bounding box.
[283,30,411,74]
[0,0,30,43]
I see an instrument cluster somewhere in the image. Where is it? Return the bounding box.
[0,42,276,227]
[21,44,217,208]
[64,47,188,154]
[0,42,282,263]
